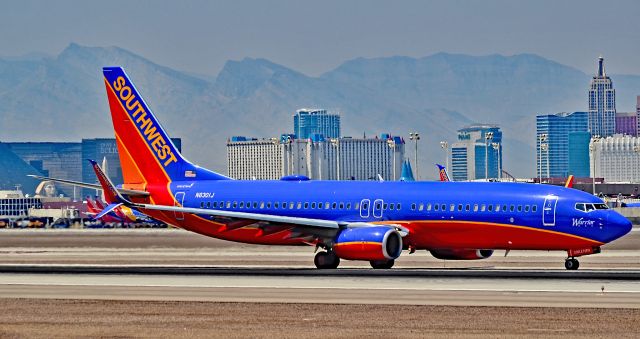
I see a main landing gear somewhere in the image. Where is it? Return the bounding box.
[314,251,340,269]
[564,257,580,270]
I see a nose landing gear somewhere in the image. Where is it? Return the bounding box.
[564,257,580,270]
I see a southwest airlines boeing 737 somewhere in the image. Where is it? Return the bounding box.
[32,67,632,270]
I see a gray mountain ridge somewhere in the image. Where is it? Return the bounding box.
[2,43,640,179]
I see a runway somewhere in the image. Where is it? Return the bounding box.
[0,266,639,308]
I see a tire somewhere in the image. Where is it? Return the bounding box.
[565,258,579,270]
[370,259,395,269]
[314,251,340,269]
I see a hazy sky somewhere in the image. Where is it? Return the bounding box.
[2,0,639,76]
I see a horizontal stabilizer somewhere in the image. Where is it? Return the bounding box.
[27,175,149,197]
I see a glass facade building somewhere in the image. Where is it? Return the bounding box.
[536,112,589,178]
[293,109,340,139]
[5,138,181,199]
[450,125,502,181]
[588,56,616,137]
[568,131,591,177]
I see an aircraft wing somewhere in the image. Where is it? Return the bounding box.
[27,174,150,197]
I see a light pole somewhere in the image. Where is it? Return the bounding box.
[485,132,494,180]
[330,138,340,180]
[492,142,501,181]
[409,132,420,180]
[440,141,448,171]
[387,138,397,180]
[538,133,547,183]
[540,143,549,182]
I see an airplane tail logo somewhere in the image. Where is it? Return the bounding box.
[102,67,230,186]
[436,164,450,182]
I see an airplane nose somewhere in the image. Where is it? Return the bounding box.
[607,211,632,241]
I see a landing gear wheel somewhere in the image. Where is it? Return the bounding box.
[314,251,340,269]
[370,259,395,269]
[564,258,579,270]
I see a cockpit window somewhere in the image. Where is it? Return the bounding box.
[584,204,595,212]
[594,203,609,210]
[575,203,585,212]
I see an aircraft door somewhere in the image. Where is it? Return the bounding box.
[359,199,370,218]
[174,192,185,221]
[542,195,558,226]
[372,199,384,219]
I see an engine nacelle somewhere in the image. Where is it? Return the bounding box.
[333,226,402,261]
[429,249,494,260]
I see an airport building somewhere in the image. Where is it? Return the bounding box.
[3,138,181,199]
[450,125,502,181]
[227,134,404,181]
[293,109,340,139]
[588,56,616,137]
[536,112,589,178]
[590,134,640,183]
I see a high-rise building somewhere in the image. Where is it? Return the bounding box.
[615,112,637,136]
[293,109,340,139]
[227,134,404,181]
[590,135,640,183]
[5,138,181,199]
[588,56,616,137]
[536,112,589,178]
[568,132,591,177]
[637,95,640,135]
[450,125,502,181]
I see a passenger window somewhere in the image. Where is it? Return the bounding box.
[227,201,231,208]
[509,205,515,212]
[502,205,507,212]
[266,202,271,208]
[426,203,431,211]
[325,202,330,209]
[282,201,286,208]
[260,202,265,209]
[390,204,395,211]
[291,202,295,209]
[419,203,424,211]
[332,202,337,209]
[304,202,309,209]
[347,203,351,209]
[496,204,501,212]
[253,202,258,208]
[354,203,359,210]
[450,204,455,211]
[524,205,530,212]
[481,204,486,212]
[200,202,204,208]
[411,203,416,211]
[311,202,316,209]
[297,202,302,209]
[473,204,478,212]
[517,205,522,212]
[532,205,537,212]
[441,204,446,211]
[213,202,218,208]
[397,203,401,210]
[233,201,238,208]
[434,204,439,211]
[458,204,462,211]
[339,203,344,209]
[383,203,388,210]
[465,204,470,211]
[220,201,224,208]
[488,204,493,212]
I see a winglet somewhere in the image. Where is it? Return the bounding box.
[93,203,123,220]
[88,159,129,204]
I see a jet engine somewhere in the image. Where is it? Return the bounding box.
[333,226,402,261]
[429,249,494,260]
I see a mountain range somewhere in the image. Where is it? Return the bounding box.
[2,43,640,178]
